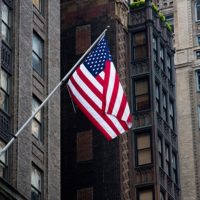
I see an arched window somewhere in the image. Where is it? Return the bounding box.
[196,0,200,21]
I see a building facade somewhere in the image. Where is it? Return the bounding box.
[174,0,200,199]
[61,0,180,199]
[0,0,60,199]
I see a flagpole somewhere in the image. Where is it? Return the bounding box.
[0,26,110,157]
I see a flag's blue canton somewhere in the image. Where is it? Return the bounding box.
[83,38,112,77]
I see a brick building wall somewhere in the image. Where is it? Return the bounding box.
[0,0,60,199]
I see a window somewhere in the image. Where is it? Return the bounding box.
[33,0,43,13]
[165,144,170,176]
[156,83,160,113]
[198,106,200,128]
[165,14,174,32]
[32,33,44,76]
[153,36,157,62]
[158,136,163,168]
[169,100,174,129]
[197,36,200,46]
[196,51,200,59]
[77,187,93,200]
[133,32,147,60]
[31,165,42,200]
[160,191,165,200]
[196,70,200,91]
[0,69,10,113]
[160,45,165,71]
[172,152,178,184]
[32,97,43,142]
[136,132,152,166]
[167,54,172,81]
[1,2,11,44]
[195,0,200,21]
[0,140,7,179]
[77,130,93,162]
[76,25,91,55]
[138,189,153,200]
[162,91,167,122]
[134,79,150,111]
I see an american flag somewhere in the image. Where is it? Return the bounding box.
[67,37,132,140]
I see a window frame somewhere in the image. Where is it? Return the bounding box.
[197,35,200,46]
[195,0,200,22]
[162,91,167,122]
[195,69,200,91]
[155,82,160,113]
[33,0,44,14]
[0,69,10,113]
[77,187,93,200]
[158,135,163,168]
[132,31,147,60]
[160,44,165,71]
[169,100,174,130]
[172,151,178,184]
[32,32,44,76]
[135,132,152,166]
[0,140,8,179]
[31,165,42,200]
[1,1,11,45]
[167,53,172,81]
[32,96,43,142]
[165,144,170,176]
[153,36,158,63]
[137,187,154,200]
[134,78,150,112]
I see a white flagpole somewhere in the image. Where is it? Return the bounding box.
[0,26,110,157]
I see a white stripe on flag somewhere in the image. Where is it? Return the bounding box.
[72,71,102,109]
[121,103,131,122]
[107,114,125,133]
[99,71,105,80]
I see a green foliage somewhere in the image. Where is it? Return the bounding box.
[166,21,173,32]
[152,2,159,13]
[129,0,145,9]
[158,12,166,22]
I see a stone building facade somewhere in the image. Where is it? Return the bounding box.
[0,0,60,199]
[61,0,179,199]
[174,0,200,200]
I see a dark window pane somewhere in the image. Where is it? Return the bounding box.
[138,149,152,165]
[77,187,93,200]
[134,32,146,45]
[139,189,153,200]
[1,2,11,44]
[196,51,200,59]
[33,0,43,13]
[136,95,150,111]
[32,97,43,141]
[31,188,41,200]
[77,130,93,162]
[197,2,200,21]
[134,46,147,60]
[32,52,42,75]
[32,33,43,75]
[136,133,152,166]
[135,79,150,111]
[0,90,9,113]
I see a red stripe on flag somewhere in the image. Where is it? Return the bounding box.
[69,76,122,137]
